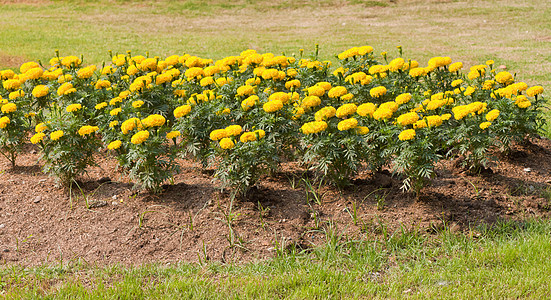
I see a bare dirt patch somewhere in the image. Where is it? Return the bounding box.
[0,52,28,70]
[0,137,550,267]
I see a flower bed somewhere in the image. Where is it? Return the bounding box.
[0,46,545,195]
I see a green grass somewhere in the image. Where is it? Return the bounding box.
[1,218,551,298]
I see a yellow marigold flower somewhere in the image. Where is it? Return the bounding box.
[94,79,111,89]
[396,112,419,126]
[486,60,494,66]
[110,107,122,116]
[78,125,99,136]
[328,86,347,98]
[370,86,387,98]
[285,79,301,90]
[61,56,82,67]
[57,82,75,96]
[210,129,228,141]
[172,105,191,118]
[441,113,452,121]
[225,125,242,137]
[517,100,531,108]
[32,85,49,98]
[464,86,476,96]
[398,129,416,141]
[469,102,486,114]
[355,126,369,135]
[101,66,115,75]
[358,45,373,55]
[468,65,486,78]
[452,106,470,120]
[0,116,10,128]
[426,115,443,127]
[428,56,452,69]
[126,65,139,76]
[20,67,42,81]
[57,74,73,84]
[0,69,16,80]
[35,122,47,133]
[526,86,544,97]
[109,97,122,106]
[236,85,255,96]
[155,73,173,85]
[30,132,46,144]
[509,82,528,94]
[373,108,393,120]
[138,58,157,71]
[109,120,119,128]
[263,100,284,113]
[165,55,179,66]
[287,68,298,77]
[336,103,357,118]
[77,65,97,79]
[301,96,321,109]
[389,58,405,72]
[269,92,292,104]
[141,114,166,128]
[50,130,64,141]
[112,54,126,66]
[395,93,412,105]
[131,55,146,64]
[239,95,257,111]
[409,67,427,77]
[1,103,16,114]
[495,71,513,84]
[337,118,358,131]
[357,103,376,117]
[380,101,399,113]
[450,79,463,88]
[185,67,204,79]
[317,82,332,91]
[66,103,82,112]
[2,79,21,90]
[482,80,495,90]
[197,76,213,87]
[448,62,463,73]
[219,137,235,149]
[341,93,354,101]
[132,100,144,108]
[479,122,491,130]
[239,132,257,143]
[107,140,122,150]
[301,121,328,134]
[307,85,325,97]
[314,106,336,121]
[166,131,181,139]
[369,65,387,75]
[9,90,24,100]
[20,61,39,74]
[486,109,500,122]
[131,130,149,145]
[426,99,446,110]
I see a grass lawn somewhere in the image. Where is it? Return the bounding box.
[1,219,550,298]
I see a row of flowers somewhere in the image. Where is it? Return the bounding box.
[0,46,545,195]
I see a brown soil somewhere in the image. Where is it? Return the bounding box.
[1,137,550,267]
